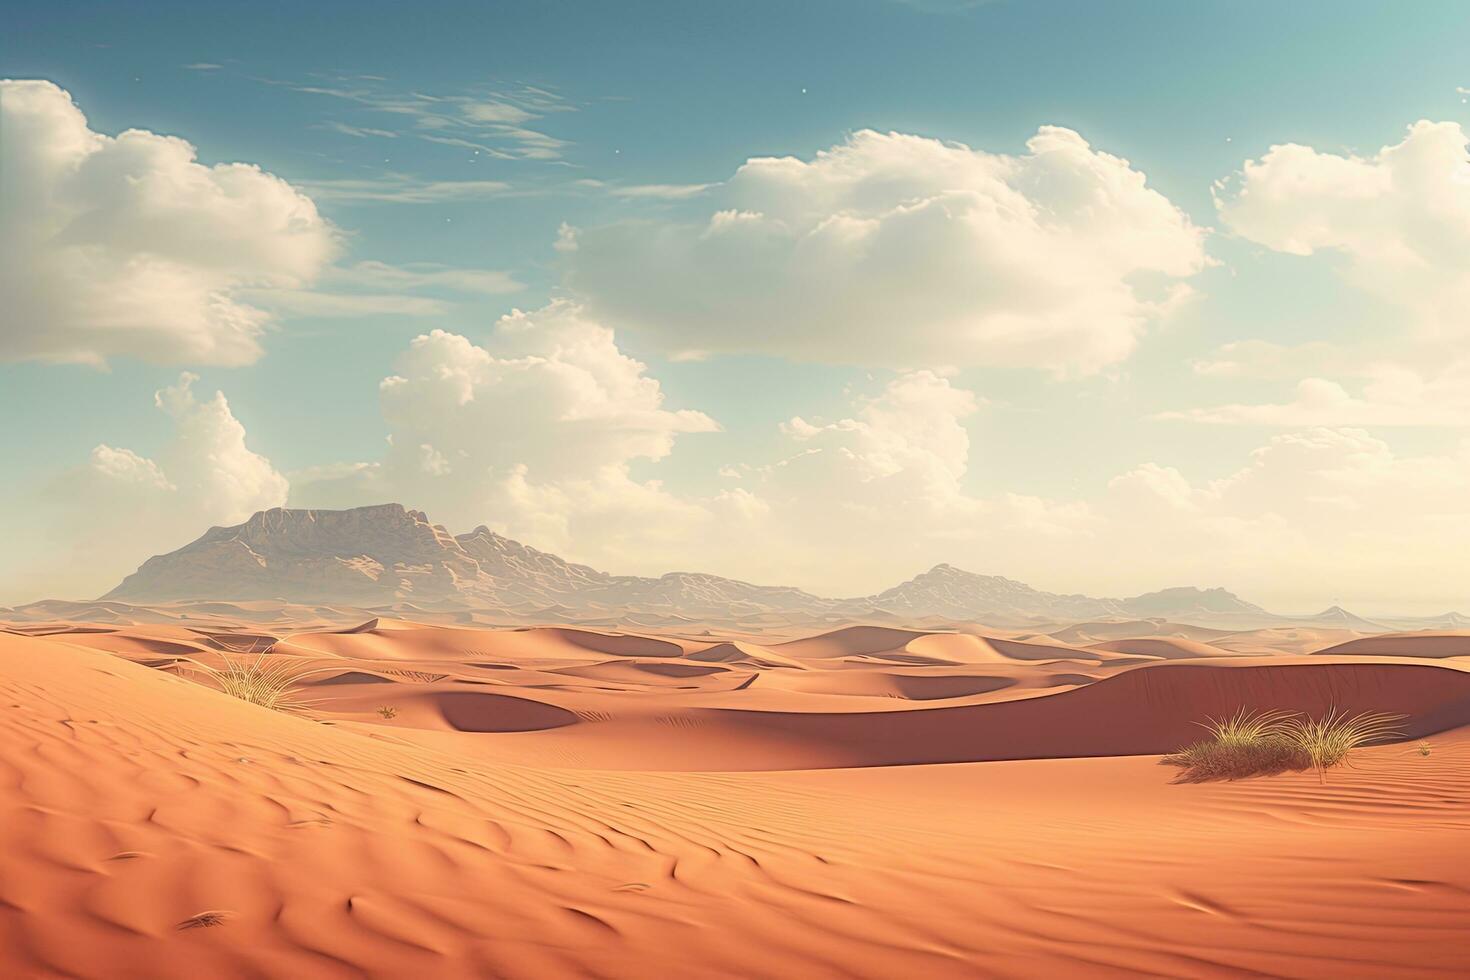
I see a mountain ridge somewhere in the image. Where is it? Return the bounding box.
[104,503,1274,625]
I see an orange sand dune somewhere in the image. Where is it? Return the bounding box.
[776,625,1130,667]
[1312,631,1470,659]
[418,657,1470,772]
[1088,636,1245,659]
[283,623,692,663]
[3,621,1469,977]
[1045,619,1235,644]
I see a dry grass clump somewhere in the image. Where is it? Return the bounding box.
[1164,707,1405,782]
[177,910,230,929]
[1281,709,1404,779]
[183,656,324,714]
[376,705,398,719]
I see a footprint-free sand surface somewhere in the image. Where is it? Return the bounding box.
[2,616,1468,977]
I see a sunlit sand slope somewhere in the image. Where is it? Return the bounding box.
[1,629,1468,977]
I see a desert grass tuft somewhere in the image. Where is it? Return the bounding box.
[376,705,398,719]
[1163,708,1302,782]
[1281,708,1405,781]
[178,910,230,929]
[1201,707,1298,747]
[1165,706,1406,782]
[1418,739,1433,757]
[183,656,326,714]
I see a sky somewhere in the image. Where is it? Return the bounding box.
[5,0,1470,614]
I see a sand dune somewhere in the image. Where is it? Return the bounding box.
[1087,636,1243,659]
[1312,632,1470,659]
[2,616,1468,977]
[436,657,1470,772]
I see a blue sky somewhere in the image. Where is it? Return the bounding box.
[6,0,1470,612]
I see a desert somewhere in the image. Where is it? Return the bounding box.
[2,507,1468,977]
[12,5,1470,975]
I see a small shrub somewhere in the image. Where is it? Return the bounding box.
[1418,739,1432,757]
[1280,709,1404,781]
[1163,708,1303,781]
[1163,735,1308,782]
[178,910,229,929]
[376,705,398,719]
[1201,707,1298,748]
[184,656,322,714]
[1164,706,1405,782]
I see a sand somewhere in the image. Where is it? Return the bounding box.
[2,616,1468,977]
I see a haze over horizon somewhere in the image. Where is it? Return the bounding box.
[7,0,1470,615]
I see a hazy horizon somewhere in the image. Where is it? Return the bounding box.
[0,498,1453,621]
[7,1,1470,615]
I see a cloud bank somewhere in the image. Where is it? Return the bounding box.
[1217,120,1470,337]
[561,127,1206,376]
[5,375,289,600]
[0,79,336,366]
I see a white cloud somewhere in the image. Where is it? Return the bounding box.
[327,260,524,295]
[1161,361,1470,426]
[460,101,535,125]
[782,370,980,501]
[562,127,1206,375]
[0,79,337,366]
[147,373,290,518]
[1217,120,1470,337]
[319,121,401,139]
[237,260,525,319]
[292,302,723,565]
[279,79,574,161]
[296,174,513,203]
[1189,340,1355,379]
[271,322,1470,611]
[1099,427,1470,610]
[237,289,452,318]
[708,371,1095,588]
[8,374,288,600]
[608,182,717,199]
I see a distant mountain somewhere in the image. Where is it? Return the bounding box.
[1118,586,1268,618]
[863,566,1269,623]
[863,563,1117,621]
[104,504,837,618]
[102,504,1277,626]
[1297,605,1392,632]
[106,504,481,605]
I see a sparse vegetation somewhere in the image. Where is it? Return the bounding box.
[1418,739,1433,757]
[177,910,229,929]
[183,656,322,714]
[376,705,398,719]
[1281,709,1404,780]
[1163,707,1405,782]
[381,668,448,683]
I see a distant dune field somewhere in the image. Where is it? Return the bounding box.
[2,612,1468,977]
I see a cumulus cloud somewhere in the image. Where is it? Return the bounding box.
[292,302,724,566]
[1100,427,1470,610]
[68,373,288,538]
[561,127,1206,375]
[1217,120,1470,336]
[781,370,981,507]
[696,371,1095,589]
[270,320,1470,611]
[1,79,337,366]
[5,374,289,600]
